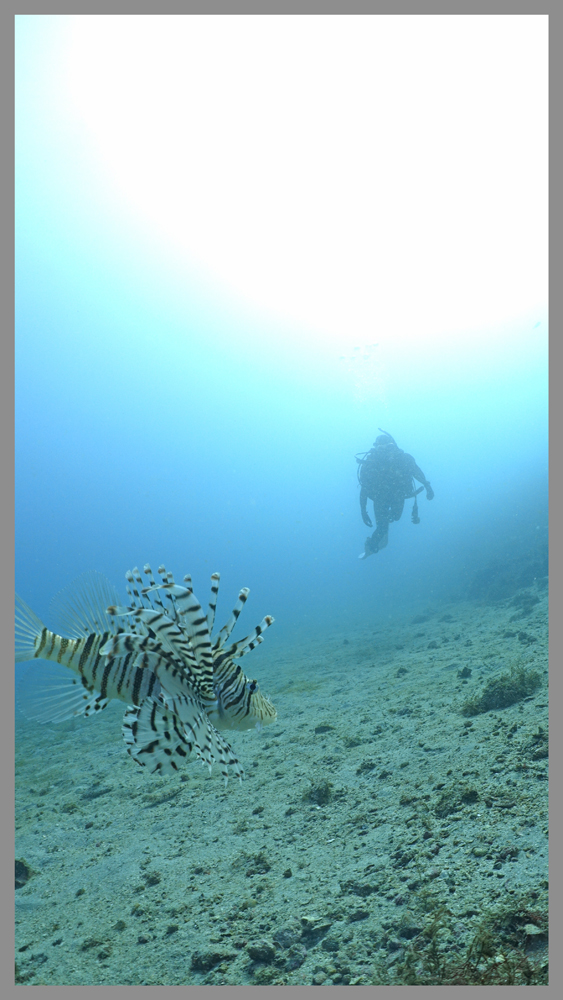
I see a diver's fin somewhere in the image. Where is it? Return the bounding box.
[359,537,376,560]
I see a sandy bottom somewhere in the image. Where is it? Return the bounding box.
[15,584,548,985]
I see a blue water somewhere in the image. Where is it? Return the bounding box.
[15,239,548,642]
[15,15,548,663]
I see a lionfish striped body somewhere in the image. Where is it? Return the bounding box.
[15,564,276,782]
[15,573,162,720]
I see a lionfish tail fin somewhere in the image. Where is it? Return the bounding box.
[15,594,46,662]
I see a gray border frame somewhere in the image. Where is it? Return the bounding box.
[7,4,555,999]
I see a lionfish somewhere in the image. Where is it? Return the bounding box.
[15,564,277,782]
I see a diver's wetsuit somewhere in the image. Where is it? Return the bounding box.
[360,444,433,554]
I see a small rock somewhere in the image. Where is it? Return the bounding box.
[272,920,301,950]
[524,924,546,936]
[285,944,307,969]
[387,937,402,951]
[191,949,236,971]
[246,939,276,964]
[321,934,340,953]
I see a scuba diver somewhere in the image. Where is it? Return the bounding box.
[356,430,434,559]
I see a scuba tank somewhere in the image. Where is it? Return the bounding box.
[374,431,423,525]
[355,428,397,485]
[355,429,425,524]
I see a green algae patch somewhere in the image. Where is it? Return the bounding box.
[460,665,542,717]
[381,896,549,986]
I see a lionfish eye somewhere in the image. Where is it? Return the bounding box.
[247,679,257,693]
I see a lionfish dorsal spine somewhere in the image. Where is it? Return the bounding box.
[215,614,275,662]
[207,572,220,633]
[213,587,250,650]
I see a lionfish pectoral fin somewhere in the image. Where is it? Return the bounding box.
[161,693,244,784]
[122,697,195,776]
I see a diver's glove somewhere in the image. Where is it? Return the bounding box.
[362,512,373,527]
[426,484,434,500]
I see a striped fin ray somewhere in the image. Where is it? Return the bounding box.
[128,607,207,685]
[123,694,243,782]
[217,614,275,661]
[212,588,250,651]
[100,625,212,704]
[162,692,244,782]
[128,566,173,617]
[207,572,220,634]
[122,698,194,775]
[157,565,176,587]
[125,569,144,609]
[125,567,172,619]
[125,568,157,616]
[129,565,183,624]
[149,584,216,683]
[140,563,169,615]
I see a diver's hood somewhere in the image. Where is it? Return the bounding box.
[373,428,397,448]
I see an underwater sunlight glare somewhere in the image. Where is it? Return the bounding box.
[17,13,547,360]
